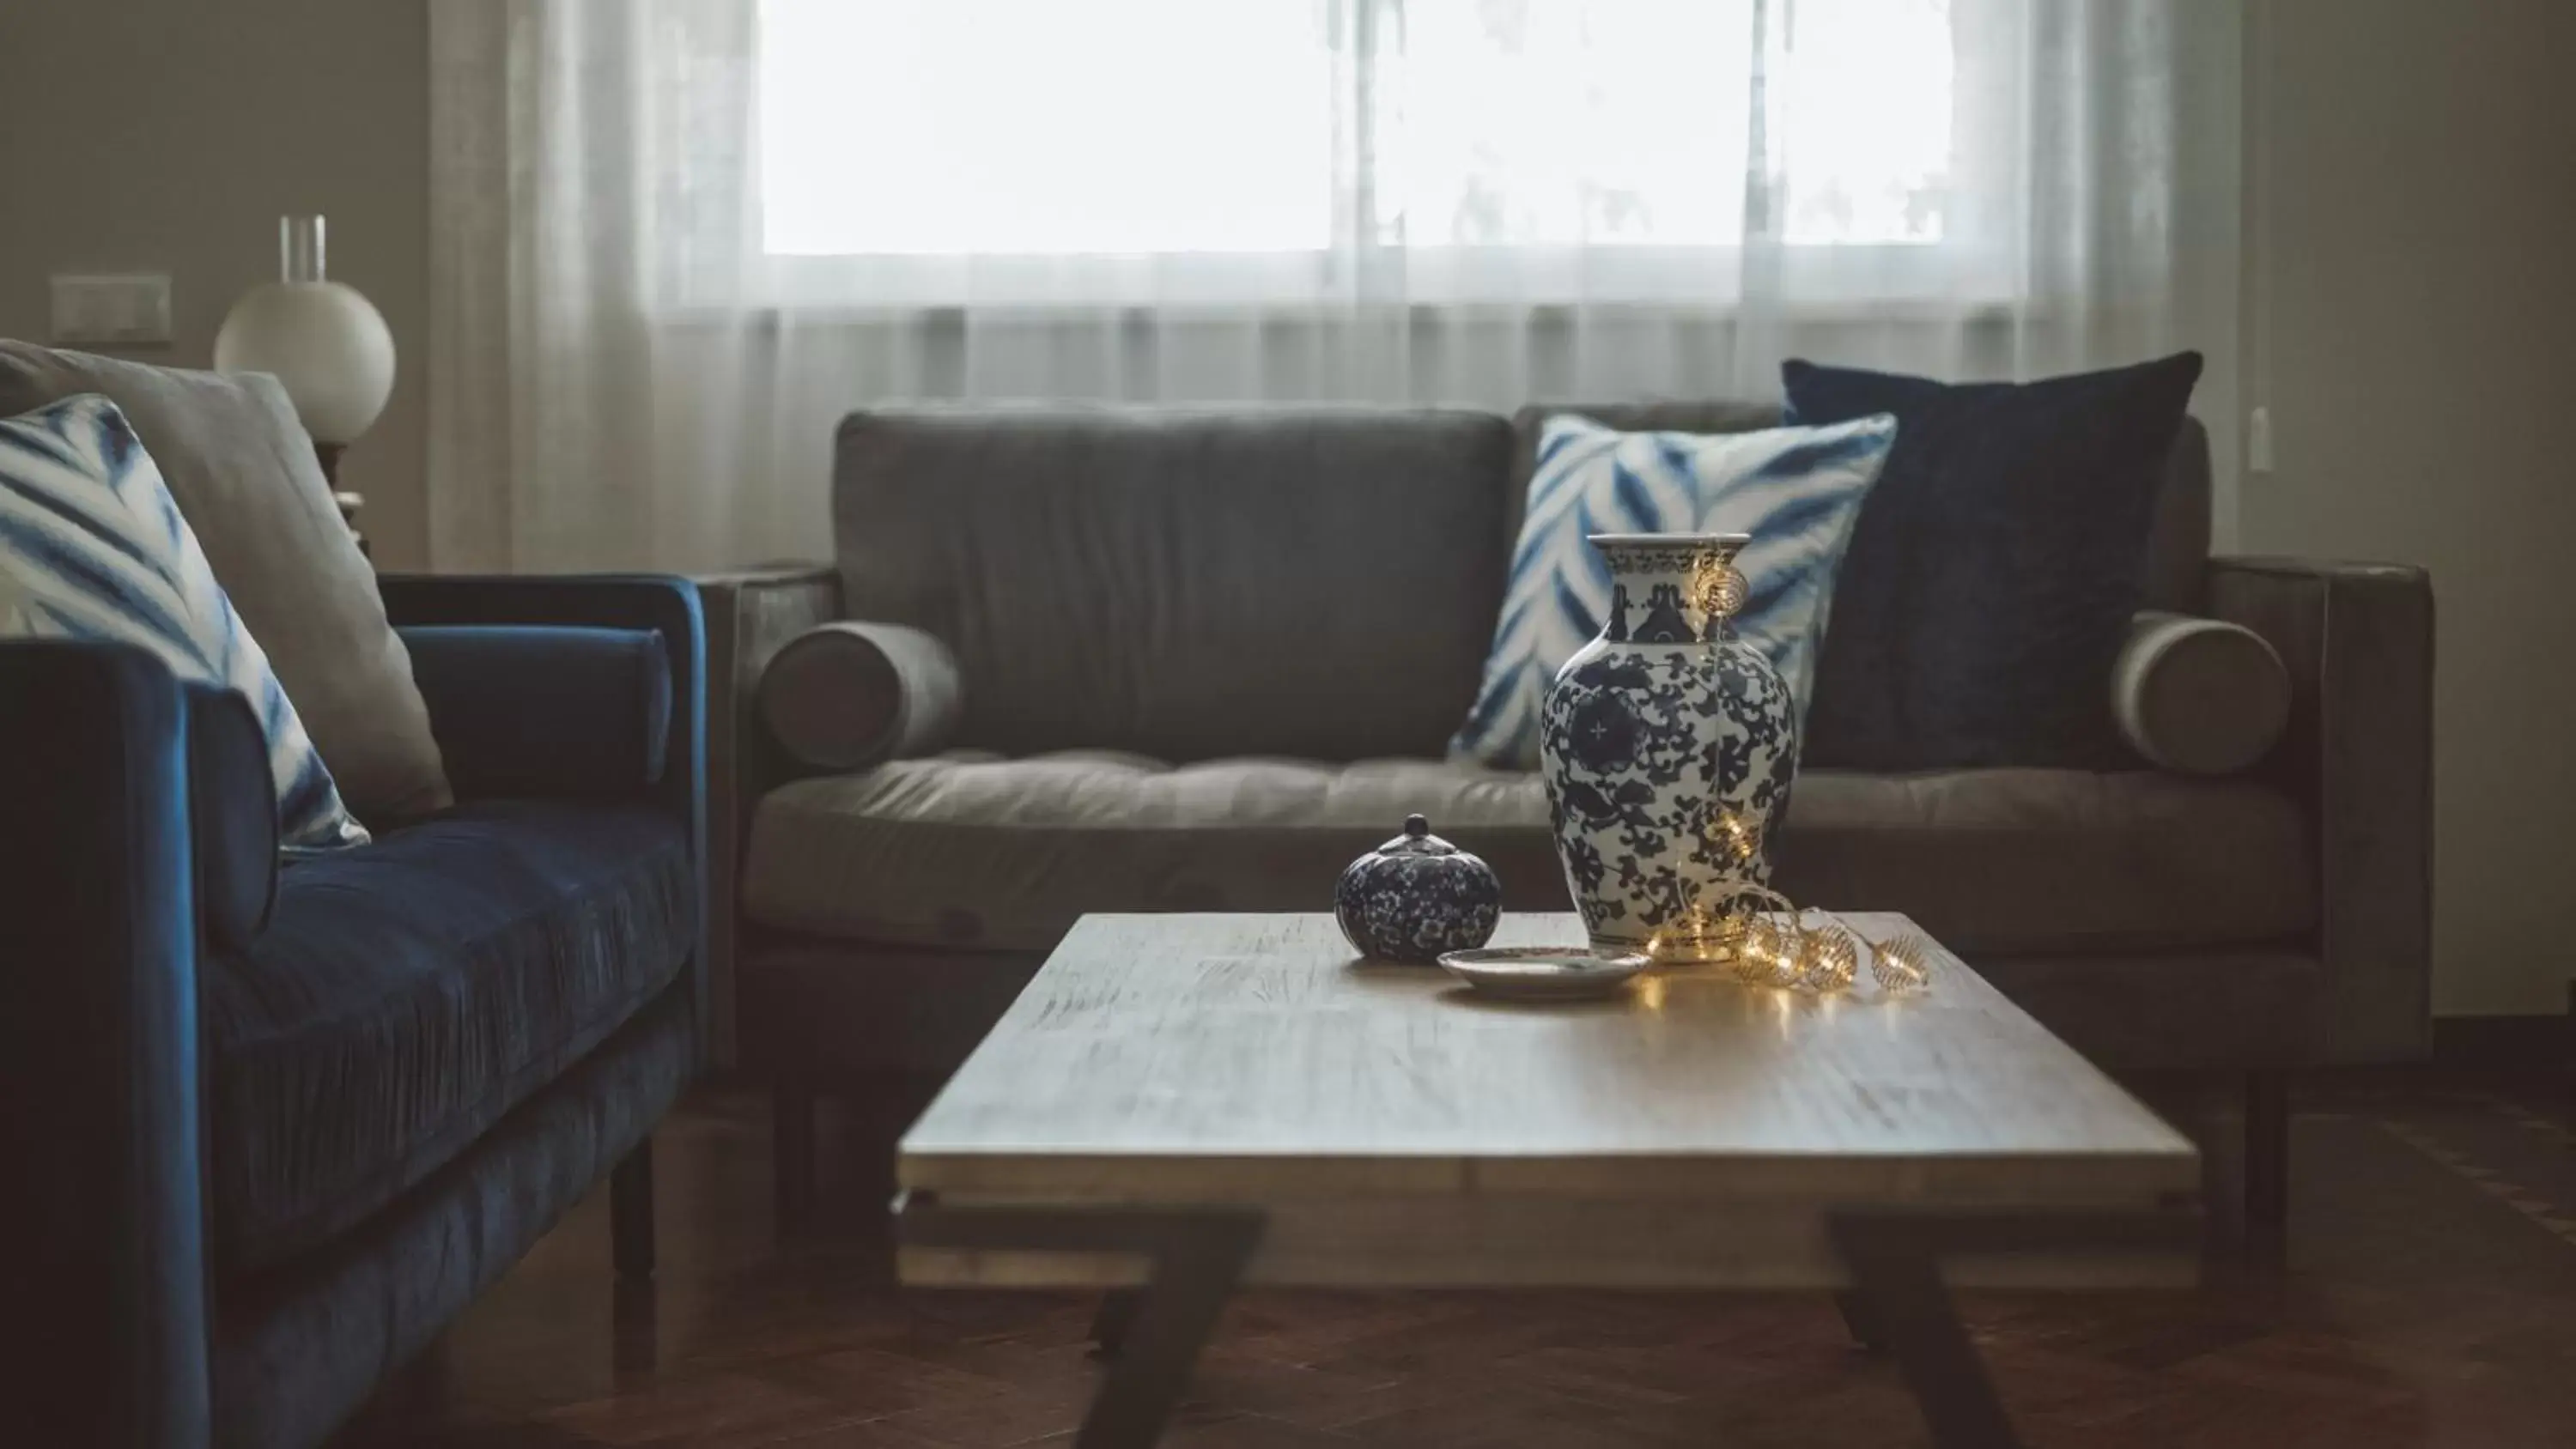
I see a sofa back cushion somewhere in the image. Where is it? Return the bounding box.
[2142,415,2213,615]
[1510,402,2212,615]
[834,405,1517,761]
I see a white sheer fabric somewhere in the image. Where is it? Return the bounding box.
[429,0,2241,572]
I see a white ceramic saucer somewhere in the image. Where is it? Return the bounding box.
[1436,945,1650,1002]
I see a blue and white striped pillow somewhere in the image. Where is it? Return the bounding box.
[1,395,368,849]
[1449,412,1898,769]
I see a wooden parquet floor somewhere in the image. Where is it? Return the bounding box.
[337,1078,2576,1449]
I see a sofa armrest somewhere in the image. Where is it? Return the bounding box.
[398,626,673,799]
[0,641,212,1448]
[2206,555,2433,1063]
[691,565,842,1064]
[377,574,709,1060]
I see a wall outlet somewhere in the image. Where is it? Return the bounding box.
[49,273,174,348]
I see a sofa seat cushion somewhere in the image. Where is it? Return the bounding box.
[743,753,2312,957]
[745,753,1563,951]
[1777,768,2313,955]
[204,800,696,1276]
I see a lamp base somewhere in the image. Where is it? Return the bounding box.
[317,446,368,559]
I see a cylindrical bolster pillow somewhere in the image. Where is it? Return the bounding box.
[398,625,672,797]
[185,682,278,951]
[2111,610,2291,775]
[759,621,963,771]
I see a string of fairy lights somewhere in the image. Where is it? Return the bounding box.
[1618,550,1933,997]
[1645,810,1935,996]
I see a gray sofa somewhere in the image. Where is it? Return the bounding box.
[698,403,2433,1239]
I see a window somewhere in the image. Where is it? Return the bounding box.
[753,0,1962,306]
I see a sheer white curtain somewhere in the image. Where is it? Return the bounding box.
[430,0,2241,572]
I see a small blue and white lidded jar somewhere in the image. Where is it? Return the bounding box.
[1334,815,1503,963]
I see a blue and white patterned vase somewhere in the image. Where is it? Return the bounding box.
[1539,533,1797,962]
[1334,815,1503,964]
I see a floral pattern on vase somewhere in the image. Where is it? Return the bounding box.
[1538,533,1798,959]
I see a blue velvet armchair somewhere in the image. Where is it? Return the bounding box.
[0,575,707,1449]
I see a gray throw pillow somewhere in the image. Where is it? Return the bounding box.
[0,341,451,821]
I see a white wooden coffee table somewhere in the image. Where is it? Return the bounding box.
[897,912,2199,1448]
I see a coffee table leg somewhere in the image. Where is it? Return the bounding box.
[1826,1210,2198,1449]
[898,1197,1265,1449]
[1831,1289,1887,1352]
[1091,1288,1144,1358]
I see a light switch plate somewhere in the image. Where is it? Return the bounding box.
[49,272,174,347]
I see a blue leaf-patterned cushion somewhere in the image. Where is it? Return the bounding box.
[1,395,368,849]
[1449,412,1897,770]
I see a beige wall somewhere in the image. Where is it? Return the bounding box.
[2246,0,2576,1015]
[0,0,430,569]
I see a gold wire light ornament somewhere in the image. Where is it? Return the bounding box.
[1707,809,1762,869]
[1795,913,1861,991]
[1688,882,1783,981]
[1868,930,1936,993]
[1692,554,1752,619]
[1735,906,1799,986]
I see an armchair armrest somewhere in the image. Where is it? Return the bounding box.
[376,574,703,809]
[2206,556,2433,1062]
[376,573,709,1060]
[398,625,672,799]
[0,640,211,1448]
[691,565,841,1064]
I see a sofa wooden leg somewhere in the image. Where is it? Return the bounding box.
[2245,1070,2290,1257]
[775,1083,818,1239]
[611,1137,656,1281]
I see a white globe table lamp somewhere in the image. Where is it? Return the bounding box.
[214,215,396,488]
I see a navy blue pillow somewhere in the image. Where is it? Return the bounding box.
[1783,353,2203,770]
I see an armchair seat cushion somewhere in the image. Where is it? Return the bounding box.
[204,801,695,1276]
[741,753,2312,956]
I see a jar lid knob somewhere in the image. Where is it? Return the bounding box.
[1405,814,1430,838]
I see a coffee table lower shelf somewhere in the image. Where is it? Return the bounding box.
[896,1191,2199,1449]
